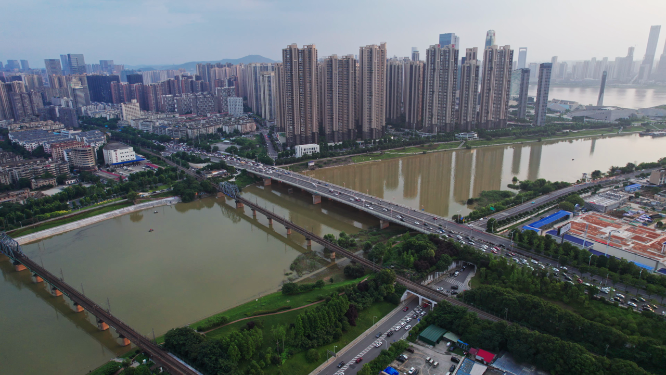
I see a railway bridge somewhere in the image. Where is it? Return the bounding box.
[218,182,502,322]
[0,233,200,375]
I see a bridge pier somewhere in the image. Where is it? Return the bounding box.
[97,319,109,331]
[312,195,321,205]
[73,301,84,313]
[216,192,225,198]
[330,252,336,260]
[286,227,292,235]
[268,218,273,226]
[306,238,312,247]
[379,220,390,229]
[13,261,26,272]
[32,273,43,283]
[118,334,131,346]
[252,209,257,218]
[50,287,62,297]
[235,200,244,209]
[263,178,271,186]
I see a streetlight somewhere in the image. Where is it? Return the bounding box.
[604,230,621,257]
[588,254,593,266]
[373,316,378,325]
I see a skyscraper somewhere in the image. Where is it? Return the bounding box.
[44,59,63,77]
[484,30,496,49]
[656,41,666,82]
[67,54,87,75]
[534,63,552,126]
[245,63,275,115]
[100,60,115,74]
[516,68,530,120]
[411,47,420,62]
[479,45,513,129]
[620,47,635,82]
[358,43,387,139]
[550,56,559,81]
[517,48,527,69]
[6,60,20,71]
[127,74,144,85]
[277,44,318,146]
[597,71,608,106]
[60,55,70,75]
[87,75,120,103]
[259,71,276,121]
[386,58,404,125]
[639,25,662,81]
[319,55,357,142]
[423,44,458,133]
[20,60,30,71]
[403,61,424,130]
[439,33,459,48]
[458,48,480,131]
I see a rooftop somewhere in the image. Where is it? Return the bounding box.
[567,212,666,263]
[103,142,131,151]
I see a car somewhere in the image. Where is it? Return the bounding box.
[394,326,401,331]
[400,321,406,327]
[492,249,498,254]
[561,266,568,271]
[349,198,354,201]
[408,368,418,375]
[415,221,420,225]
[355,357,363,364]
[403,306,409,312]
[451,285,459,290]
[337,361,345,368]
[577,278,583,284]
[375,332,383,338]
[396,355,407,362]
[451,356,460,363]
[420,311,426,316]
[450,364,457,372]
[630,298,638,303]
[425,357,432,364]
[616,293,626,299]
[433,217,438,220]
[454,271,460,277]
[387,331,394,337]
[406,317,412,322]
[450,291,458,295]
[481,245,489,250]
[405,324,412,330]
[628,302,638,308]
[400,218,405,222]
[437,287,444,291]
[406,347,415,353]
[638,297,646,302]
[375,341,382,348]
[433,361,439,367]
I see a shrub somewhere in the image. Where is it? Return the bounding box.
[306,348,321,363]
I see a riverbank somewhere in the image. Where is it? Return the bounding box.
[343,126,650,165]
[15,197,181,245]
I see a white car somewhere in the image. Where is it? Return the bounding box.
[405,325,412,330]
[406,317,412,322]
[375,341,382,348]
[408,368,417,375]
[400,321,406,327]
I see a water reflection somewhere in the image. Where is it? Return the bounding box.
[311,133,666,218]
[526,143,543,181]
[129,212,143,222]
[510,146,522,176]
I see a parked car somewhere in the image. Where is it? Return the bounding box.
[355,357,363,364]
[403,306,409,312]
[406,347,415,353]
[451,285,459,290]
[433,361,439,367]
[387,331,394,337]
[375,332,382,338]
[337,361,345,368]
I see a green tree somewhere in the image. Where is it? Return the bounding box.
[306,348,321,363]
[126,190,139,204]
[559,201,575,212]
[315,279,325,289]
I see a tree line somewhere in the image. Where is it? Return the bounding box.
[462,284,666,374]
[411,301,650,375]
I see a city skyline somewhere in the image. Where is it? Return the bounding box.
[2,0,665,67]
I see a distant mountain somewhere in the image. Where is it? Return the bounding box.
[124,55,278,72]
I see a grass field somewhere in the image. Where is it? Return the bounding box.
[188,275,369,331]
[8,201,133,238]
[207,300,397,375]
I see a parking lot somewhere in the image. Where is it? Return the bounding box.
[392,343,460,375]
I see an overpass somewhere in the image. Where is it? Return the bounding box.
[219,182,502,322]
[0,233,200,375]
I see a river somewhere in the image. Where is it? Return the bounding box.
[311,133,666,219]
[2,133,665,374]
[529,85,666,108]
[0,185,375,375]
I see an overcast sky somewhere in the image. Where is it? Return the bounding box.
[2,0,665,68]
